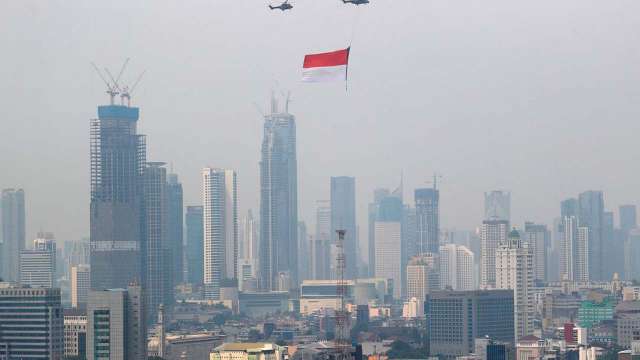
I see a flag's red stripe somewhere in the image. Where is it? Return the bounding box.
[303,48,350,68]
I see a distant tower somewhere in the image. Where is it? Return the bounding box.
[415,186,440,254]
[312,200,331,280]
[374,196,403,298]
[259,97,298,290]
[167,173,184,285]
[20,234,57,288]
[524,222,550,284]
[185,206,204,286]
[578,191,604,280]
[484,191,510,222]
[480,220,509,288]
[1,188,26,282]
[439,243,474,290]
[406,253,440,316]
[331,177,357,279]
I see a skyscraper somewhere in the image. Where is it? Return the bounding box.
[578,190,604,280]
[20,235,57,288]
[0,284,64,359]
[241,209,258,262]
[298,221,310,281]
[439,243,474,291]
[524,222,549,284]
[620,205,638,233]
[71,264,91,309]
[407,253,440,312]
[312,200,331,280]
[202,168,238,299]
[167,173,184,285]
[484,191,511,222]
[368,188,390,277]
[374,196,403,299]
[259,100,298,290]
[495,229,534,340]
[90,104,146,290]
[185,206,204,286]
[560,215,590,281]
[87,284,146,360]
[415,188,439,254]
[142,162,171,319]
[330,176,357,279]
[1,188,25,282]
[480,220,509,288]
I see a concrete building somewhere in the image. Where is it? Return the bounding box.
[368,188,391,277]
[312,200,331,280]
[300,279,355,315]
[238,291,289,317]
[90,105,146,290]
[375,221,402,299]
[1,189,25,283]
[167,173,184,286]
[426,289,515,357]
[484,191,510,222]
[19,236,57,288]
[578,191,605,281]
[439,243,475,291]
[202,168,238,300]
[480,220,509,289]
[561,216,590,282]
[87,284,146,360]
[210,342,287,360]
[331,176,357,279]
[0,284,64,359]
[259,98,298,290]
[495,229,534,340]
[406,253,440,315]
[415,187,440,254]
[524,222,549,284]
[64,310,87,359]
[185,205,204,286]
[616,301,640,347]
[71,264,90,308]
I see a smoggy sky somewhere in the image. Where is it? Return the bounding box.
[1,0,639,251]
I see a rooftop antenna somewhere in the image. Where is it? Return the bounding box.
[91,62,118,105]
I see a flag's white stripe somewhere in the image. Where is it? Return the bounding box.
[301,64,347,82]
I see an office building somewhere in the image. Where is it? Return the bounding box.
[426,289,514,357]
[63,240,90,280]
[368,188,390,277]
[87,284,146,360]
[1,188,25,282]
[495,229,534,340]
[64,310,87,359]
[210,342,287,360]
[439,243,474,290]
[90,104,146,290]
[331,176,357,279]
[143,162,172,319]
[259,98,298,290]
[312,200,331,280]
[20,235,57,288]
[620,205,638,233]
[0,284,64,359]
[167,173,184,285]
[415,187,439,254]
[524,222,549,283]
[484,191,510,222]
[561,216,590,282]
[298,221,311,281]
[578,190,605,280]
[241,209,258,262]
[238,291,289,317]
[71,264,90,309]
[202,168,238,299]
[480,220,509,288]
[406,254,440,315]
[374,196,403,299]
[185,205,204,286]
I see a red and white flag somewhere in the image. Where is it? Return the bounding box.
[302,47,350,82]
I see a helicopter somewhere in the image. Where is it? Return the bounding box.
[342,0,370,4]
[269,0,293,11]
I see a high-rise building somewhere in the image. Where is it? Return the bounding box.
[495,229,534,340]
[407,253,440,314]
[484,191,510,222]
[524,222,549,284]
[63,310,87,359]
[439,243,474,291]
[298,221,310,281]
[426,289,514,357]
[240,209,258,261]
[202,168,238,299]
[90,105,146,290]
[312,200,331,280]
[374,196,403,299]
[63,240,90,280]
[578,190,605,280]
[1,188,25,282]
[368,188,390,277]
[560,216,590,281]
[20,235,57,288]
[87,284,146,360]
[142,162,171,319]
[71,264,90,309]
[167,173,184,285]
[620,205,638,233]
[603,211,616,279]
[259,99,298,290]
[185,206,204,286]
[480,220,509,288]
[0,284,64,359]
[415,188,439,254]
[330,176,357,279]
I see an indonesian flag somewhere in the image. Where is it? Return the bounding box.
[302,47,350,82]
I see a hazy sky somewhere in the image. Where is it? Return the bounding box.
[2,1,639,249]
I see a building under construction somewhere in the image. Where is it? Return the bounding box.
[90,104,146,290]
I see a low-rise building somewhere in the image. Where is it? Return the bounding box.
[210,342,287,360]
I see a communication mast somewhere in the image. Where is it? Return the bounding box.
[335,229,351,360]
